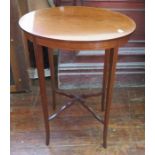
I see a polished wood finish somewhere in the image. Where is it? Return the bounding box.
[103,48,118,148]
[33,42,50,145]
[19,6,136,147]
[19,6,135,41]
[101,50,110,111]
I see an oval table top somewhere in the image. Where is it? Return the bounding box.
[19,6,136,42]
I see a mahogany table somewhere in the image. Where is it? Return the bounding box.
[19,6,136,148]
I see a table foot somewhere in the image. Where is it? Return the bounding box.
[103,142,107,148]
[46,134,50,145]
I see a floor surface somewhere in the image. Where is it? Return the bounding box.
[11,80,145,155]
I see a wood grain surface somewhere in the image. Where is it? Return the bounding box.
[11,80,145,155]
[19,6,136,41]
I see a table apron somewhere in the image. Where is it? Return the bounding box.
[24,32,130,50]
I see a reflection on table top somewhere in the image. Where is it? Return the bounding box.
[19,6,136,41]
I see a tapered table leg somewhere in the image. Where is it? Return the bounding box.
[48,48,56,110]
[103,48,118,148]
[33,42,50,145]
[101,50,110,111]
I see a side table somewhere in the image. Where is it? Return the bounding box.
[19,6,136,148]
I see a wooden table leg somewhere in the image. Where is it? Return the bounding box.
[101,50,110,111]
[48,48,56,110]
[103,48,118,148]
[33,42,50,145]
